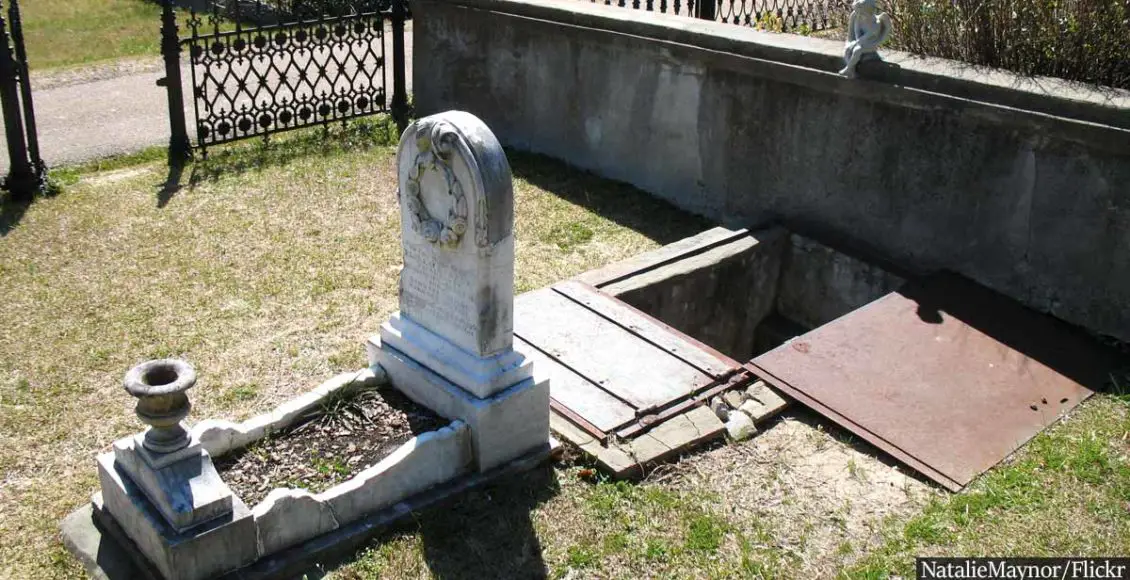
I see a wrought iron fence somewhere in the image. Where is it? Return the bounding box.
[591,0,845,32]
[590,0,704,18]
[161,0,407,157]
[715,0,844,31]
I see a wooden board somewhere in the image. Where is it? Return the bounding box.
[515,336,636,432]
[574,227,748,289]
[515,288,713,412]
[514,280,752,476]
[553,280,739,378]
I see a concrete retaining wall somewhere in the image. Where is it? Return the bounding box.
[413,0,1130,342]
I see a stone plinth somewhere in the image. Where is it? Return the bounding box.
[380,312,532,399]
[112,435,234,532]
[373,111,550,470]
[370,337,548,472]
[97,452,256,580]
[93,359,252,580]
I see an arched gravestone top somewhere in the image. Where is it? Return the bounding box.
[395,111,516,358]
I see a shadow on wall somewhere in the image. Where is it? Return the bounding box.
[507,150,715,246]
[899,272,1128,391]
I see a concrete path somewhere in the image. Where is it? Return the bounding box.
[1,22,413,171]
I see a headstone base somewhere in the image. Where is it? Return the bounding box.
[380,312,533,399]
[368,336,549,472]
[96,452,257,580]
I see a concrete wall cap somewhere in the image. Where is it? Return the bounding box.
[430,0,1130,131]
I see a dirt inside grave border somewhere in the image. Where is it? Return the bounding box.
[214,384,449,507]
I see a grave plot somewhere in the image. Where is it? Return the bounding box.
[519,227,864,476]
[213,384,449,507]
[514,280,768,477]
[61,111,554,580]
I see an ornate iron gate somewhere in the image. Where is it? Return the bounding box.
[161,0,408,157]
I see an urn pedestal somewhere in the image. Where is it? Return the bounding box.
[97,359,255,580]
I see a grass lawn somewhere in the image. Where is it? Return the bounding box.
[1,118,1127,579]
[20,0,167,70]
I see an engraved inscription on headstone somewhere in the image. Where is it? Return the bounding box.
[400,243,477,341]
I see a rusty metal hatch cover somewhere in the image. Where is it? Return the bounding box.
[748,273,1124,491]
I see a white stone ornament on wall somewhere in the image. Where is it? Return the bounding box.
[839,0,891,78]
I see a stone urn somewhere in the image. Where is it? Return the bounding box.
[123,359,197,454]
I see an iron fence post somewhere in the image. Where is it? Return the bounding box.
[160,0,191,161]
[391,0,409,131]
[7,0,41,178]
[0,0,34,200]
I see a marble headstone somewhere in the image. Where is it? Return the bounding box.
[371,111,549,471]
[396,111,515,357]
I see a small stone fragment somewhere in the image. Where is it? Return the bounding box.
[722,390,744,409]
[745,380,789,412]
[710,397,730,421]
[725,411,756,441]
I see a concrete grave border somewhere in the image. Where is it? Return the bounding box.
[64,366,560,580]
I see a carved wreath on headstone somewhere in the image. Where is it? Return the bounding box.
[404,118,469,248]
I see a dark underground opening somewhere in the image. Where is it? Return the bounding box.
[587,226,907,362]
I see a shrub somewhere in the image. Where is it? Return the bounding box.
[884,0,1130,90]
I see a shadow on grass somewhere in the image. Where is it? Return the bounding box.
[507,150,716,246]
[0,180,62,236]
[330,464,559,579]
[416,465,558,579]
[0,192,32,236]
[157,157,188,208]
[186,117,402,186]
[153,116,402,206]
[161,122,713,253]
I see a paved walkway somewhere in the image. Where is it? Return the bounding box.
[1,23,413,172]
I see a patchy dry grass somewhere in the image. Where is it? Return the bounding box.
[325,411,934,579]
[844,396,1130,579]
[0,117,705,578]
[21,0,165,70]
[2,117,1128,579]
[328,395,1130,579]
